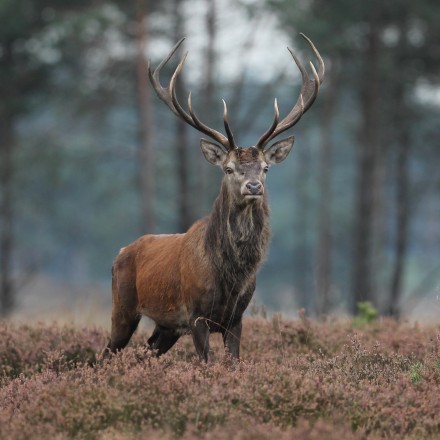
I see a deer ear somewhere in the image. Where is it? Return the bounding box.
[200,139,227,166]
[264,136,294,164]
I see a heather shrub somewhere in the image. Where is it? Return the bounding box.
[0,317,439,439]
[0,322,105,379]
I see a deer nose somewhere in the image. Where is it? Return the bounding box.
[246,181,262,195]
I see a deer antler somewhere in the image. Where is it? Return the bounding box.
[255,33,325,151]
[148,38,236,151]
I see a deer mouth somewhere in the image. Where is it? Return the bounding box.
[243,187,264,199]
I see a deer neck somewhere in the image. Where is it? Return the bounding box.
[205,180,271,289]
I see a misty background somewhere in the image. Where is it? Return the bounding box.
[1,0,440,325]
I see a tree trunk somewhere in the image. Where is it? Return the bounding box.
[197,0,217,214]
[372,133,387,305]
[351,22,381,313]
[176,118,192,231]
[295,145,312,313]
[387,23,411,318]
[135,0,154,233]
[388,127,410,318]
[173,0,192,232]
[316,62,338,315]
[0,111,15,316]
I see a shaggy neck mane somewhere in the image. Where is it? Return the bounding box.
[205,179,270,292]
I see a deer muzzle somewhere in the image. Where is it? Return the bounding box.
[243,181,264,196]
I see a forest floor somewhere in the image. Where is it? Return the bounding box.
[1,314,439,439]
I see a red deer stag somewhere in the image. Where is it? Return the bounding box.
[106,35,324,362]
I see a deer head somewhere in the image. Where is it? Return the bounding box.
[148,35,324,203]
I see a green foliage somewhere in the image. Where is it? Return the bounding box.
[409,362,423,383]
[352,301,378,327]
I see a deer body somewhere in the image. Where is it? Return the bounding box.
[109,149,272,360]
[116,197,269,328]
[106,35,324,361]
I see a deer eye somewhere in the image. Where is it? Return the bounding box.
[263,166,269,173]
[225,167,233,175]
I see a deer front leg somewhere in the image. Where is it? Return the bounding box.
[190,316,210,362]
[222,319,242,361]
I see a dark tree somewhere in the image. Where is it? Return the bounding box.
[135,0,155,233]
[0,0,55,315]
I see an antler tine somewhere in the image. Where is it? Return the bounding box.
[168,54,216,133]
[168,47,229,148]
[168,51,201,128]
[256,98,280,150]
[257,34,325,149]
[222,100,237,150]
[300,32,325,82]
[269,44,319,137]
[185,91,229,149]
[148,38,187,119]
[148,38,230,149]
[148,41,203,133]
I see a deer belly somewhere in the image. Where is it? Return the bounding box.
[137,290,189,329]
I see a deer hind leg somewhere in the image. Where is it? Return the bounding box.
[148,325,180,356]
[107,312,141,353]
[106,259,140,354]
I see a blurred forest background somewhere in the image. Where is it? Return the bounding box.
[1,0,440,323]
